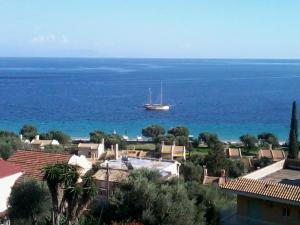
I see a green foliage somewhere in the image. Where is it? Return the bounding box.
[288,101,299,159]
[180,161,203,182]
[8,180,51,225]
[105,134,127,150]
[89,130,106,143]
[0,142,13,160]
[90,130,126,149]
[43,163,97,225]
[168,126,189,138]
[44,145,65,153]
[98,169,206,225]
[239,134,258,152]
[142,125,165,139]
[40,130,70,145]
[198,132,219,148]
[224,160,245,178]
[156,134,175,145]
[253,157,272,169]
[257,132,279,148]
[20,124,38,140]
[204,142,226,176]
[0,130,22,159]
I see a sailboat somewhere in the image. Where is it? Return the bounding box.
[144,82,171,111]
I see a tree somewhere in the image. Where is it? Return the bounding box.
[40,130,70,145]
[43,163,97,225]
[168,126,189,138]
[180,161,203,182]
[44,145,65,153]
[142,125,165,140]
[205,142,226,176]
[156,134,176,145]
[288,101,299,159]
[20,124,38,141]
[0,130,22,159]
[239,134,258,152]
[257,132,279,148]
[109,169,204,225]
[89,130,106,143]
[8,180,50,225]
[105,134,127,150]
[198,132,219,148]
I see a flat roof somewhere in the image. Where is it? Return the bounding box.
[101,157,179,177]
[262,169,300,186]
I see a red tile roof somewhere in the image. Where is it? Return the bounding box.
[0,159,22,179]
[8,150,71,180]
[221,178,300,205]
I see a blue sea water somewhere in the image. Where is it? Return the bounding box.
[1,57,300,141]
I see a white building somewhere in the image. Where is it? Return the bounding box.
[0,160,23,225]
[30,135,59,149]
[101,157,181,178]
[77,139,105,160]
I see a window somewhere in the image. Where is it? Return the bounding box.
[283,207,290,217]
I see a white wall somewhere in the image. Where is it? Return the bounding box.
[0,172,23,213]
[163,162,180,176]
[243,159,285,180]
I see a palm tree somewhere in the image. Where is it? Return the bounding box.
[43,163,97,225]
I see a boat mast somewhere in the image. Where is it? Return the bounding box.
[160,81,163,105]
[149,88,152,104]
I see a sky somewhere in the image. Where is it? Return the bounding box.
[0,0,300,58]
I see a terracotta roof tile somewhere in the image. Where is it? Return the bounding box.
[8,150,71,181]
[221,178,300,203]
[0,159,23,179]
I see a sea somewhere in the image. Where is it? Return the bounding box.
[1,57,300,141]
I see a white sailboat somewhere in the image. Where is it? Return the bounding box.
[144,82,171,111]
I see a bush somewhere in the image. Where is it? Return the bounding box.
[0,131,22,159]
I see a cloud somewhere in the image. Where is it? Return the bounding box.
[31,34,69,44]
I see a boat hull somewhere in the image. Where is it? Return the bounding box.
[144,104,170,111]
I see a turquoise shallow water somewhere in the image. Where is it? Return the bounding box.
[0,58,299,140]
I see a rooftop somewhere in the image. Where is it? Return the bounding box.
[8,150,71,180]
[93,168,129,183]
[101,157,180,177]
[78,143,101,150]
[0,159,23,179]
[221,159,300,205]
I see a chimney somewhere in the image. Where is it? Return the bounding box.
[101,138,105,145]
[172,140,176,146]
[219,169,226,185]
[115,143,119,160]
[19,134,23,141]
[203,166,208,177]
[268,144,272,150]
[35,135,39,140]
[220,169,226,177]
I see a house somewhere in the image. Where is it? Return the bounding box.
[0,160,23,225]
[77,139,105,160]
[30,135,59,149]
[220,159,300,225]
[8,150,71,181]
[161,141,186,160]
[101,156,181,178]
[257,149,285,162]
[226,148,242,159]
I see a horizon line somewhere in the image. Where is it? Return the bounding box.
[1,56,300,60]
